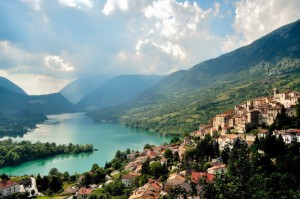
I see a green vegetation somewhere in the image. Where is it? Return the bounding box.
[199,137,300,198]
[36,168,79,195]
[88,19,300,135]
[90,71,300,134]
[0,111,47,137]
[0,139,93,167]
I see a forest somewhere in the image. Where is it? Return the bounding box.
[0,139,93,167]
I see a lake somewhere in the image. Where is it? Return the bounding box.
[0,113,171,176]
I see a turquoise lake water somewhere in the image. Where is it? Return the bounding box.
[0,113,170,176]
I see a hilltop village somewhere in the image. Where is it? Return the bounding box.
[1,89,300,199]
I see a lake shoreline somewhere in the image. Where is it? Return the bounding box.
[0,112,171,176]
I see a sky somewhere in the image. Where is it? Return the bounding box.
[0,0,300,95]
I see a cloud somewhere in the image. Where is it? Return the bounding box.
[59,0,93,10]
[102,0,128,15]
[1,0,299,94]
[223,0,300,51]
[44,55,75,72]
[0,41,42,69]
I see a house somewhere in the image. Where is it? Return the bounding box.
[183,136,192,145]
[129,179,162,199]
[191,172,214,184]
[125,161,139,171]
[178,145,186,161]
[273,129,300,144]
[164,174,185,192]
[257,129,271,139]
[211,89,299,134]
[135,165,142,173]
[207,164,227,175]
[121,174,135,188]
[0,180,20,198]
[218,134,247,150]
[160,156,167,166]
[77,187,92,199]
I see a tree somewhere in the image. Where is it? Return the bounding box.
[104,180,124,196]
[93,168,106,184]
[141,157,150,175]
[82,172,92,186]
[48,175,62,193]
[170,137,180,144]
[125,148,131,155]
[150,162,166,177]
[164,148,173,160]
[49,168,60,176]
[62,171,70,182]
[221,145,230,164]
[143,143,152,150]
[91,164,100,172]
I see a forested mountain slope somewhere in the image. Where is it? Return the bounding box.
[89,20,300,134]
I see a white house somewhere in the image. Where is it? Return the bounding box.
[273,129,300,144]
[121,174,134,188]
[218,134,247,150]
[0,180,20,198]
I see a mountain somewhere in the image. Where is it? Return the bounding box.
[0,76,27,95]
[77,75,163,110]
[60,75,108,104]
[89,19,300,134]
[0,87,75,115]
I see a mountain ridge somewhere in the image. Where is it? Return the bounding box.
[0,76,27,95]
[88,19,300,134]
[77,74,164,111]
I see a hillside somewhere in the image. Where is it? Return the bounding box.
[0,76,27,95]
[77,75,163,110]
[0,87,75,115]
[0,86,75,137]
[60,75,108,104]
[88,19,300,134]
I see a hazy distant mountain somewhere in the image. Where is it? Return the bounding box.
[60,76,108,104]
[0,86,75,115]
[77,75,163,110]
[0,76,27,95]
[89,19,300,133]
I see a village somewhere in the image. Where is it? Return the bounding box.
[1,89,300,199]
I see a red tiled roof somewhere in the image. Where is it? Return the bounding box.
[150,182,161,189]
[286,129,300,133]
[191,172,214,184]
[259,129,269,134]
[122,174,134,179]
[78,187,92,195]
[129,172,142,177]
[0,180,18,189]
[148,179,162,189]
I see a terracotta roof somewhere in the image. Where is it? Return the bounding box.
[0,180,18,189]
[259,129,270,134]
[129,183,160,199]
[122,174,135,179]
[191,172,214,184]
[148,179,162,189]
[129,172,142,177]
[78,187,92,195]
